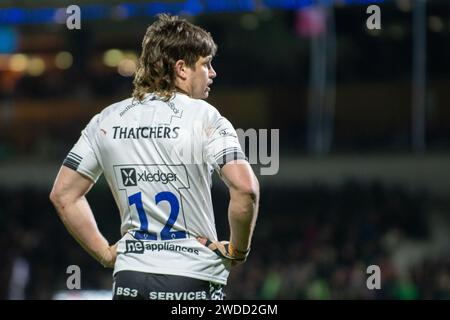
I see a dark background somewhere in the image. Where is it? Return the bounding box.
[1,0,450,299]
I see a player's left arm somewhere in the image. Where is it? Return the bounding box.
[50,166,117,268]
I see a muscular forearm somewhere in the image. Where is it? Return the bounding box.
[228,188,259,253]
[52,195,112,267]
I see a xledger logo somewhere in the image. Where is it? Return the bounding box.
[121,168,177,186]
[121,168,137,186]
[138,170,177,184]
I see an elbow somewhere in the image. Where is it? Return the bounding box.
[234,175,260,203]
[49,187,66,212]
[245,181,260,204]
[49,189,60,207]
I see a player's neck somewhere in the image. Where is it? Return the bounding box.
[175,86,191,98]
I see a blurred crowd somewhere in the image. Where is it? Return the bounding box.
[227,182,450,299]
[1,181,450,299]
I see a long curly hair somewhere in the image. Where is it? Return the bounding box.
[132,14,217,102]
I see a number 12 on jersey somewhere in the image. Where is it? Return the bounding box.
[128,191,187,240]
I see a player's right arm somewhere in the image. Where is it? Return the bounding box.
[199,106,260,264]
[198,159,259,264]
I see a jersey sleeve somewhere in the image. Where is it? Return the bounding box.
[204,110,247,172]
[62,114,103,182]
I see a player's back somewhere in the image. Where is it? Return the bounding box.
[86,93,235,284]
[95,93,216,239]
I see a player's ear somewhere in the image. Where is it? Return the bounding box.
[174,59,188,80]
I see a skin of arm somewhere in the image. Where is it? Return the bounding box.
[220,159,260,255]
[49,166,117,268]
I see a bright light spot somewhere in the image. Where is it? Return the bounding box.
[123,50,138,61]
[103,49,123,67]
[55,51,73,69]
[9,53,28,72]
[27,57,45,76]
[117,59,136,77]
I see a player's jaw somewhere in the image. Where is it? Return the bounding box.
[204,80,213,97]
[192,79,212,99]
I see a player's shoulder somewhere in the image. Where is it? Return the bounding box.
[83,97,134,134]
[99,96,135,120]
[175,94,221,119]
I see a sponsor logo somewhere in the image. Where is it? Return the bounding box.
[125,240,199,255]
[125,240,145,254]
[121,168,137,186]
[150,291,207,300]
[121,168,177,186]
[137,170,177,184]
[112,126,179,139]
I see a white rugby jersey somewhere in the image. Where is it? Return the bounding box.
[63,93,246,285]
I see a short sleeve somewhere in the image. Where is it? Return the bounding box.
[62,114,103,182]
[204,111,246,172]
